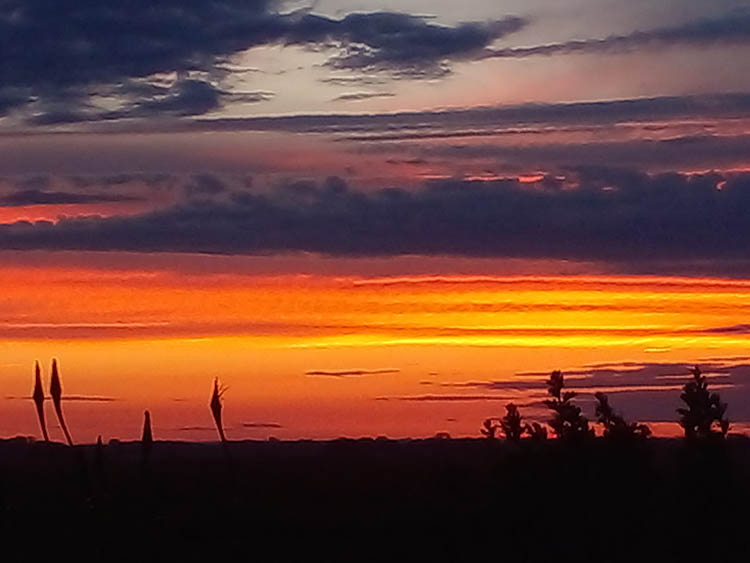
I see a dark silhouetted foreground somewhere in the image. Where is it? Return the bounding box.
[1,436,749,562]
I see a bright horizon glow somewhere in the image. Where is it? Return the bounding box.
[2,258,749,443]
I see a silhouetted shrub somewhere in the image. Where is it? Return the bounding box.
[525,422,548,441]
[500,403,524,442]
[544,370,593,442]
[677,366,729,440]
[594,392,651,441]
[480,418,498,440]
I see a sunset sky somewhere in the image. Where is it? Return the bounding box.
[2,0,750,442]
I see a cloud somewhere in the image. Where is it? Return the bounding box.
[376,394,540,403]
[242,422,283,428]
[185,174,228,196]
[703,324,750,334]
[4,170,750,266]
[0,189,142,206]
[5,395,117,402]
[0,2,525,122]
[411,133,750,172]
[306,368,400,377]
[46,92,750,138]
[485,10,750,59]
[333,92,396,102]
[28,80,276,124]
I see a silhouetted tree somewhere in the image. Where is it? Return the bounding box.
[594,392,651,441]
[677,366,729,440]
[480,418,498,439]
[500,403,524,442]
[49,358,73,446]
[544,370,593,441]
[32,361,49,442]
[525,422,548,441]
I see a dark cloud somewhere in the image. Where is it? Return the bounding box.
[29,80,276,124]
[306,368,400,377]
[49,92,750,137]
[5,395,117,402]
[0,189,142,206]
[321,13,525,77]
[66,173,176,189]
[704,324,750,334]
[407,134,750,172]
[486,9,750,59]
[3,171,750,266]
[0,1,525,121]
[376,395,539,403]
[185,174,228,196]
[242,422,283,428]
[333,92,396,102]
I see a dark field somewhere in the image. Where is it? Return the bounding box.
[1,437,749,562]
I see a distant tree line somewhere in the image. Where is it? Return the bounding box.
[481,366,730,443]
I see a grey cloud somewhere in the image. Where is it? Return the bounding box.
[3,170,750,266]
[486,10,750,59]
[0,1,525,121]
[185,174,228,196]
[333,92,396,102]
[49,92,750,137]
[0,189,142,206]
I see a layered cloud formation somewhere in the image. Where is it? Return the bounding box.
[0,170,748,266]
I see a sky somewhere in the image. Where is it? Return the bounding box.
[2,0,750,442]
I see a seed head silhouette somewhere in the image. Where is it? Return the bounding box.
[32,361,49,442]
[49,358,73,446]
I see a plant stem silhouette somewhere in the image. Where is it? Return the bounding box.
[210,378,227,443]
[32,361,49,442]
[142,410,153,449]
[49,358,73,446]
[677,366,729,440]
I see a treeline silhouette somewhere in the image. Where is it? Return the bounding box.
[26,359,732,446]
[481,366,729,443]
[1,360,746,562]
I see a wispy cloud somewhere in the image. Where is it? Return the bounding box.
[485,10,750,59]
[332,92,396,102]
[306,368,400,377]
